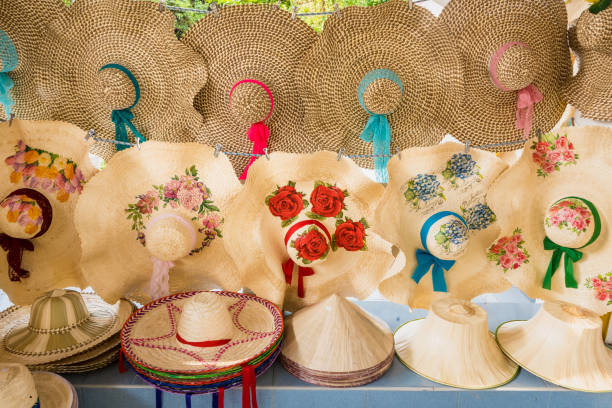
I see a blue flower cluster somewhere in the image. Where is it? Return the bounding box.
[465,203,495,230]
[412,174,440,201]
[449,153,477,179]
[445,219,468,245]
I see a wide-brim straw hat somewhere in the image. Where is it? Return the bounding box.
[376,142,510,310]
[496,301,612,391]
[0,120,97,305]
[223,151,396,311]
[488,126,612,316]
[297,0,463,168]
[0,363,75,408]
[35,0,208,161]
[439,0,571,151]
[181,4,317,177]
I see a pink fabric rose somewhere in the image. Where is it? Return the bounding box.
[164,179,181,199]
[535,141,550,154]
[547,150,562,163]
[572,218,586,231]
[514,251,527,263]
[177,187,203,210]
[541,161,555,174]
[596,289,607,301]
[555,136,569,150]
[505,242,519,255]
[562,151,574,162]
[512,234,522,243]
[203,213,222,230]
[592,277,602,288]
[604,280,612,291]
[532,152,545,164]
[500,254,513,270]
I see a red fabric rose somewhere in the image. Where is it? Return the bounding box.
[335,220,366,251]
[268,185,303,220]
[294,229,329,261]
[310,185,345,217]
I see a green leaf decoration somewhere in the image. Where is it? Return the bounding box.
[265,195,273,205]
[214,228,223,238]
[189,165,197,177]
[313,180,325,188]
[359,217,369,229]
[303,199,310,208]
[336,218,344,226]
[336,211,343,219]
[281,216,297,228]
[404,189,416,201]
[435,231,448,245]
[589,0,610,14]
[306,211,325,220]
[331,236,338,251]
[302,259,312,265]
[442,168,453,180]
[342,189,349,197]
[288,181,296,187]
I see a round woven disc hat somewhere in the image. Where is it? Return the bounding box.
[74,141,242,304]
[297,0,463,169]
[375,142,510,310]
[439,0,571,151]
[223,151,397,312]
[487,126,612,316]
[0,120,97,305]
[34,0,208,161]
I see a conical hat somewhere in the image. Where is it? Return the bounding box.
[376,142,510,310]
[487,126,612,315]
[439,0,571,150]
[35,0,208,161]
[74,141,242,304]
[0,120,97,305]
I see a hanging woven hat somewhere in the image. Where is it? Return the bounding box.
[0,363,75,408]
[565,0,591,23]
[181,4,317,180]
[223,151,396,312]
[297,0,463,182]
[375,142,510,310]
[487,126,612,316]
[439,0,571,151]
[74,141,241,304]
[0,120,97,305]
[34,0,208,161]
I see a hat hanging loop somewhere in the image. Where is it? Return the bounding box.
[0,30,18,119]
[159,0,166,12]
[214,143,222,158]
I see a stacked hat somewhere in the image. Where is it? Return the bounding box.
[0,363,76,408]
[120,291,283,408]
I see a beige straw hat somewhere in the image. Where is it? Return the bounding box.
[223,151,396,311]
[35,0,208,161]
[0,120,97,305]
[376,142,510,310]
[297,0,462,169]
[487,126,612,316]
[31,371,76,408]
[74,141,241,304]
[439,0,571,151]
[0,363,39,408]
[565,0,591,23]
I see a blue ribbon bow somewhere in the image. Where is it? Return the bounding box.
[0,30,18,118]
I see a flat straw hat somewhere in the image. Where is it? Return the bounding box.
[223,151,396,311]
[30,371,76,408]
[74,141,242,304]
[439,0,571,150]
[0,120,97,305]
[181,4,317,179]
[376,142,510,310]
[297,0,462,172]
[35,0,208,161]
[487,126,612,316]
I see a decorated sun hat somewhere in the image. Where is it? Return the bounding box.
[223,151,396,311]
[1,363,76,408]
[74,141,241,304]
[34,0,208,161]
[0,120,97,305]
[439,0,571,150]
[181,4,317,179]
[297,0,463,181]
[375,142,510,310]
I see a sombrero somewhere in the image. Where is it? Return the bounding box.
[0,120,97,305]
[439,0,571,151]
[297,0,463,181]
[0,363,75,408]
[376,142,510,310]
[35,0,208,161]
[74,141,241,304]
[181,4,317,179]
[223,151,396,311]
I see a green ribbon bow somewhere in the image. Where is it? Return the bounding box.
[589,0,610,14]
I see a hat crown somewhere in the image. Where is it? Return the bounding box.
[28,290,90,332]
[0,193,44,239]
[97,67,137,111]
[576,8,612,51]
[176,292,235,344]
[424,213,469,261]
[0,364,38,408]
[491,44,536,91]
[544,197,598,249]
[230,81,272,125]
[286,221,331,267]
[145,214,197,261]
[362,78,402,115]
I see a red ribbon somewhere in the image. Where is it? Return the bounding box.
[515,84,543,140]
[118,350,126,373]
[175,332,231,348]
[241,365,257,408]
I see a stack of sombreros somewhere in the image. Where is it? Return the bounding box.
[488,126,612,392]
[181,4,317,179]
[439,0,571,151]
[120,291,283,408]
[34,0,208,161]
[375,142,520,389]
[296,0,463,182]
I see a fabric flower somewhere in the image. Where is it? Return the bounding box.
[177,187,203,211]
[500,254,513,270]
[310,185,345,217]
[202,213,222,230]
[268,185,304,221]
[449,153,477,179]
[334,220,366,251]
[293,228,329,261]
[164,179,181,199]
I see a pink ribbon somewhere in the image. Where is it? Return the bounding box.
[148,257,174,299]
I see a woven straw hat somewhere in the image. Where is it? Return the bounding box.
[376,142,510,310]
[565,0,591,23]
[30,371,75,408]
[0,120,97,305]
[439,0,571,151]
[35,0,208,161]
[0,363,39,408]
[223,151,396,312]
[488,126,612,316]
[74,141,241,304]
[297,0,462,169]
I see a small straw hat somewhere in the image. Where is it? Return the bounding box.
[0,120,97,305]
[74,141,242,304]
[376,142,510,310]
[181,4,317,178]
[487,126,612,316]
[439,0,571,150]
[1,363,76,408]
[223,151,396,311]
[35,0,208,161]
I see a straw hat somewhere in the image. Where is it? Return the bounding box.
[565,0,591,23]
[0,120,97,305]
[563,7,612,121]
[376,142,510,310]
[223,151,396,311]
[0,363,75,408]
[439,0,571,150]
[496,301,612,391]
[487,126,612,316]
[30,371,75,408]
[297,0,462,170]
[35,0,208,161]
[74,141,241,304]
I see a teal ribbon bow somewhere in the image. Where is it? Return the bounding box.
[0,30,18,118]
